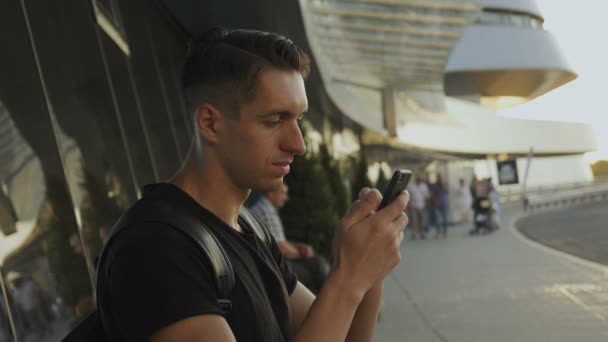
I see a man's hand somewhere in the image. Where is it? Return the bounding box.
[333,187,409,296]
[293,242,315,258]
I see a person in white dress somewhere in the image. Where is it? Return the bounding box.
[455,178,472,223]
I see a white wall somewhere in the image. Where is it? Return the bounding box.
[472,153,593,192]
[396,97,597,155]
[438,154,592,223]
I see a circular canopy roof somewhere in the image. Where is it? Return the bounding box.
[300,0,484,91]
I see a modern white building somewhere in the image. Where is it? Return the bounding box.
[298,0,596,191]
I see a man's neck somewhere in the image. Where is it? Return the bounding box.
[169,156,249,232]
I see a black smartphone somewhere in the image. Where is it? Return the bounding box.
[378,170,412,210]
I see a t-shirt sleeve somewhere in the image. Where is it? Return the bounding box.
[103,223,225,340]
[267,234,298,295]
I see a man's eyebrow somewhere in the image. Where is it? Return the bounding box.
[257,110,297,118]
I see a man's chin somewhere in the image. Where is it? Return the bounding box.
[252,178,284,193]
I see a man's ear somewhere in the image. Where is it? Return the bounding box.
[194,103,223,144]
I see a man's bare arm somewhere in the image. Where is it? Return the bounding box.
[148,273,362,342]
[289,189,408,342]
[346,282,383,342]
[289,280,383,342]
[149,315,236,342]
[277,240,302,259]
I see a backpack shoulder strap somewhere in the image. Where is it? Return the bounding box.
[239,206,272,248]
[99,199,235,313]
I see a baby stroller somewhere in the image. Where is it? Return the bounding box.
[469,197,499,235]
[468,178,500,235]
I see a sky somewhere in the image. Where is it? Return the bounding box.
[497,0,608,162]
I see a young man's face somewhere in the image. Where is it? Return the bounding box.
[216,67,307,192]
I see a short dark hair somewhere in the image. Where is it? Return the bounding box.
[181,28,311,117]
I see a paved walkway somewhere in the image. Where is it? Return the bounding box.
[374,204,608,342]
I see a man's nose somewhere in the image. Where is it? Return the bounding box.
[282,122,306,155]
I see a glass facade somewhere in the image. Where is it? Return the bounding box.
[0,1,189,340]
[300,0,483,90]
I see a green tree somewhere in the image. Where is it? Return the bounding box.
[280,131,339,259]
[319,143,349,217]
[351,150,373,201]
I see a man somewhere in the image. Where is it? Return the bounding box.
[407,173,429,240]
[69,233,84,255]
[97,28,409,341]
[8,273,52,337]
[428,174,449,239]
[98,225,111,245]
[250,183,329,294]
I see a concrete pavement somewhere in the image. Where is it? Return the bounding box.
[374,204,608,342]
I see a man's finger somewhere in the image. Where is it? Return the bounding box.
[375,190,410,224]
[342,187,372,218]
[341,189,383,228]
[392,212,409,233]
[358,187,372,201]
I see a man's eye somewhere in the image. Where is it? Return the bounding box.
[265,120,281,127]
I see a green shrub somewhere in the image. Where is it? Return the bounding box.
[350,150,372,201]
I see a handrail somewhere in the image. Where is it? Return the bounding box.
[523,184,608,212]
[499,177,608,203]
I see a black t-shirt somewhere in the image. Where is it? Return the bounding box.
[97,183,298,341]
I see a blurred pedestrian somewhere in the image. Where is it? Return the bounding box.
[429,174,449,238]
[69,233,84,256]
[0,295,10,342]
[455,178,472,223]
[407,174,430,240]
[7,272,53,338]
[487,178,503,220]
[98,226,111,246]
[251,183,329,294]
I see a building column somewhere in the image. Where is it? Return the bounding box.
[382,87,397,137]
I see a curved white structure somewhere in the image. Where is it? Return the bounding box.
[299,0,484,130]
[445,1,576,104]
[484,0,542,18]
[299,0,595,159]
[398,97,596,155]
[300,0,483,91]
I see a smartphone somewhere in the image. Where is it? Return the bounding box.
[378,170,412,210]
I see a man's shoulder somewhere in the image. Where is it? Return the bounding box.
[105,220,196,263]
[108,194,211,248]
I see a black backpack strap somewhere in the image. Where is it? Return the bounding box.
[239,206,272,247]
[99,200,235,314]
[71,200,238,341]
[239,206,290,299]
